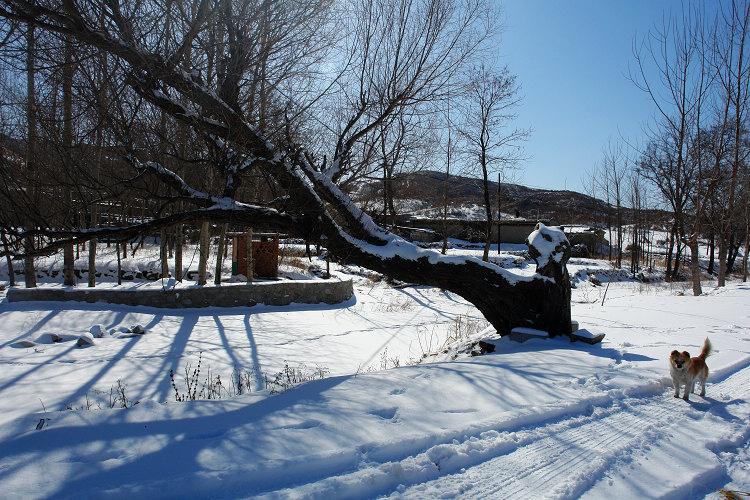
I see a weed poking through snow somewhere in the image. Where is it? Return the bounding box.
[169,354,330,400]
[264,362,330,394]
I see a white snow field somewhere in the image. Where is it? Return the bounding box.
[0,243,749,499]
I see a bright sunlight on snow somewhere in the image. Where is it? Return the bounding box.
[0,241,749,499]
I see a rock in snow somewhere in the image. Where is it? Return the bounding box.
[570,328,605,345]
[76,333,95,347]
[36,333,65,344]
[89,324,107,338]
[509,327,550,343]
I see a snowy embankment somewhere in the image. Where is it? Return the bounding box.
[0,245,749,499]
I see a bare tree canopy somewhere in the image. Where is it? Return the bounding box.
[629,0,750,293]
[456,65,528,262]
[0,0,573,336]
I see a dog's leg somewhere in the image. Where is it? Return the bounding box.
[672,377,680,398]
[683,379,691,401]
[699,374,707,397]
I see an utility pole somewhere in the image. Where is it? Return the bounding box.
[497,172,502,255]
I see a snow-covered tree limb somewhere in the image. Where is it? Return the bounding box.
[0,0,573,337]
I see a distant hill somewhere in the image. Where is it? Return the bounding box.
[353,170,615,225]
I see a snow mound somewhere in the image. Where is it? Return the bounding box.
[526,223,569,268]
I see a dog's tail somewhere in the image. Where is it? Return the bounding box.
[698,337,712,360]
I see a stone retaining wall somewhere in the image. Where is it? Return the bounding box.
[7,279,354,309]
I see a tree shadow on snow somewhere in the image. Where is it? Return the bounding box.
[0,373,355,498]
[488,335,658,365]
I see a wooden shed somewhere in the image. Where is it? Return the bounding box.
[232,233,280,279]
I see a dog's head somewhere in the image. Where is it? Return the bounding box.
[670,350,692,371]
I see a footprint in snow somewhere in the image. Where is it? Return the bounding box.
[281,419,321,430]
[369,407,398,421]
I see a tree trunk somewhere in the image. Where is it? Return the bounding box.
[175,224,183,281]
[673,238,682,276]
[497,173,502,255]
[214,223,228,285]
[708,230,715,275]
[88,237,97,287]
[116,242,122,286]
[328,222,572,336]
[615,201,622,269]
[666,225,675,280]
[481,160,492,262]
[62,36,76,287]
[160,229,169,279]
[0,6,574,339]
[198,221,210,285]
[63,245,75,286]
[688,240,702,296]
[441,139,450,255]
[726,234,740,274]
[23,235,36,288]
[24,25,36,288]
[743,233,749,282]
[717,234,727,286]
[630,223,638,277]
[87,143,100,288]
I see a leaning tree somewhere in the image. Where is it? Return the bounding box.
[0,0,573,337]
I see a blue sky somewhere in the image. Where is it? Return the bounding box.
[496,0,685,193]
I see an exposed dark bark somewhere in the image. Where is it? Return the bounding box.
[62,35,76,287]
[709,230,715,274]
[198,220,209,285]
[160,229,169,279]
[175,224,183,282]
[215,223,228,285]
[24,24,36,288]
[688,240,701,295]
[87,236,96,287]
[726,233,740,273]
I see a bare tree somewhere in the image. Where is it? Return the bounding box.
[631,4,707,287]
[325,0,496,188]
[24,24,36,287]
[713,0,750,286]
[457,66,528,262]
[600,140,630,269]
[0,0,574,337]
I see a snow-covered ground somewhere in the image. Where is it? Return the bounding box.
[0,241,749,499]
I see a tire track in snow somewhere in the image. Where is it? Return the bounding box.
[394,362,750,500]
[254,362,750,499]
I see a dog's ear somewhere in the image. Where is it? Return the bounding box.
[682,351,691,359]
[670,350,679,357]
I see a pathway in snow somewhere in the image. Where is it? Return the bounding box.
[264,361,750,499]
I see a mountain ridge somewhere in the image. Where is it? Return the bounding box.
[354,170,613,224]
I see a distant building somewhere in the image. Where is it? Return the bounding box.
[396,217,550,244]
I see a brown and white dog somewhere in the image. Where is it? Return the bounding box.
[670,338,712,401]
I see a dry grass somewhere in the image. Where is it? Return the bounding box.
[717,490,750,500]
[283,257,310,271]
[374,296,416,312]
[415,314,489,359]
